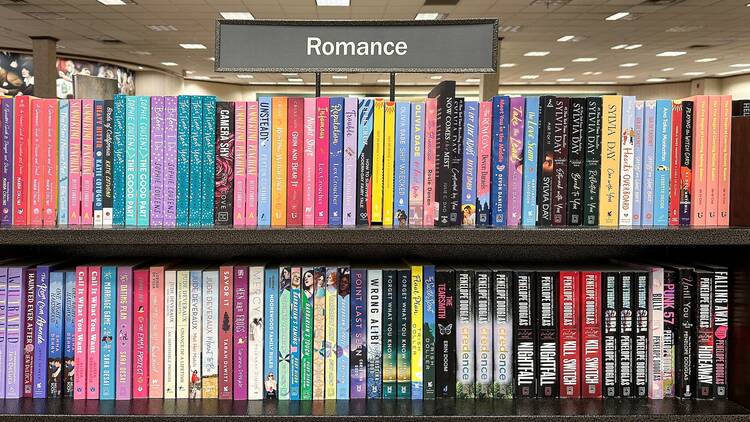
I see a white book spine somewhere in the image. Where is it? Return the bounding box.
[175,271,190,398]
[202,270,219,398]
[619,96,636,226]
[163,270,177,398]
[188,271,202,399]
[248,266,265,400]
[648,267,664,399]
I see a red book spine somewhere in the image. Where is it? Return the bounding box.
[22,268,36,397]
[218,265,234,399]
[669,102,682,226]
[580,271,602,398]
[559,271,580,398]
[86,266,101,399]
[287,98,304,227]
[13,96,31,226]
[29,99,44,226]
[132,269,150,398]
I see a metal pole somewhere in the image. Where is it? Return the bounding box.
[389,72,396,101]
[315,72,321,97]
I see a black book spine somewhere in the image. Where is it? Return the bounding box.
[732,99,750,116]
[664,270,677,397]
[567,98,586,226]
[696,269,714,399]
[618,272,634,397]
[537,96,556,226]
[634,271,649,398]
[514,270,536,397]
[679,101,694,226]
[552,97,570,226]
[435,97,453,227]
[102,100,114,220]
[713,268,729,399]
[602,271,619,397]
[676,267,696,399]
[435,267,456,398]
[455,268,475,398]
[382,269,397,398]
[537,271,558,397]
[474,269,492,398]
[583,97,603,226]
[397,268,412,399]
[356,100,374,225]
[492,269,513,398]
[214,101,234,225]
[449,99,464,226]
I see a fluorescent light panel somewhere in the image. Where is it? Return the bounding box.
[97,0,126,5]
[656,51,686,57]
[605,12,630,21]
[465,78,480,83]
[236,74,254,78]
[624,44,642,50]
[316,0,349,5]
[695,58,717,63]
[524,51,550,57]
[572,57,597,62]
[544,67,564,72]
[557,35,575,42]
[647,78,667,82]
[499,63,516,68]
[415,12,441,20]
[161,62,178,66]
[220,12,255,20]
[179,43,206,49]
[520,75,539,79]
[332,75,348,80]
[620,63,639,67]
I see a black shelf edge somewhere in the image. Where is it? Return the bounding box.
[1,227,749,246]
[0,398,747,421]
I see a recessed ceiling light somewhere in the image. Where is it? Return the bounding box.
[661,67,675,71]
[572,57,597,62]
[544,67,564,72]
[97,0,126,5]
[624,44,642,50]
[499,63,516,68]
[236,74,254,79]
[185,70,195,75]
[161,62,178,66]
[376,79,390,83]
[332,75,348,80]
[415,12,441,20]
[611,44,627,50]
[288,78,304,83]
[683,71,705,76]
[620,63,639,67]
[465,78,481,83]
[430,75,442,80]
[282,73,298,76]
[617,75,635,79]
[520,75,539,80]
[646,78,668,82]
[557,35,575,42]
[730,63,750,68]
[524,51,550,57]
[695,58,717,63]
[179,43,207,49]
[656,51,686,57]
[316,0,350,5]
[220,12,254,20]
[557,78,575,82]
[605,12,630,21]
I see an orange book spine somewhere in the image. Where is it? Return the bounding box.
[691,96,708,226]
[271,97,288,226]
[43,99,58,226]
[706,96,720,226]
[149,265,165,398]
[29,99,45,226]
[718,95,732,226]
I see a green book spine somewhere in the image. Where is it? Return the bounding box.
[423,265,437,399]
[382,270,398,399]
[300,268,314,400]
[396,268,411,399]
[277,267,291,400]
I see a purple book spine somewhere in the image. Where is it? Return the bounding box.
[150,96,165,226]
[507,97,525,226]
[342,98,358,227]
[0,268,8,398]
[6,267,25,398]
[1,99,13,225]
[116,266,132,400]
[233,267,248,400]
[163,96,178,227]
[33,265,50,398]
[350,268,367,399]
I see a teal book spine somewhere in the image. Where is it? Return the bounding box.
[189,96,203,226]
[99,266,117,399]
[124,96,138,226]
[277,267,291,400]
[289,268,301,400]
[136,96,150,226]
[112,95,126,225]
[382,269,398,399]
[422,265,436,399]
[176,96,191,227]
[201,97,216,226]
[396,269,411,399]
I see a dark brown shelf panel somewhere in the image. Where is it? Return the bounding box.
[0,398,747,421]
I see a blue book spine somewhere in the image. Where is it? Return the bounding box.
[491,96,509,226]
[522,97,540,226]
[632,101,645,226]
[63,271,76,397]
[257,97,273,227]
[176,96,191,227]
[136,96,151,226]
[124,96,138,226]
[289,274,301,400]
[394,102,411,226]
[328,97,345,226]
[0,268,7,398]
[112,95,126,226]
[654,100,672,226]
[422,265,436,400]
[189,96,204,226]
[94,100,105,224]
[462,101,479,227]
[263,267,279,399]
[99,266,117,400]
[33,265,51,398]
[48,271,64,398]
[58,100,70,225]
[201,97,216,226]
[642,101,657,227]
[336,267,350,400]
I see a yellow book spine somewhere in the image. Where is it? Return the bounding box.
[175,270,190,399]
[599,95,622,226]
[371,99,385,223]
[383,102,396,227]
[324,268,338,399]
[271,97,287,226]
[410,264,423,397]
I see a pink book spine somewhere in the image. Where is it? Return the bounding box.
[314,97,330,226]
[246,102,259,227]
[706,96,720,226]
[132,269,150,398]
[43,99,58,226]
[80,99,94,226]
[303,98,316,226]
[29,100,44,226]
[116,266,132,400]
[68,100,82,225]
[507,97,525,226]
[691,96,707,226]
[149,266,165,398]
[718,95,732,226]
[423,98,437,227]
[86,266,101,399]
[73,266,88,399]
[234,102,247,227]
[477,101,493,226]
[218,266,234,399]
